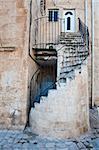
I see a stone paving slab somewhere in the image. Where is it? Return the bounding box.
[0,108,99,150]
[0,128,99,150]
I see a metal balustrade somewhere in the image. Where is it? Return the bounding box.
[33,16,65,49]
[78,18,89,49]
[33,16,89,50]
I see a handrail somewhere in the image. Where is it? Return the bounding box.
[78,18,89,49]
[33,16,89,50]
[34,16,64,21]
[33,16,65,49]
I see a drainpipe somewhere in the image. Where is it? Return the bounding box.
[85,0,95,108]
[85,0,88,27]
[85,0,88,55]
[26,0,40,127]
[28,0,40,66]
[91,0,95,107]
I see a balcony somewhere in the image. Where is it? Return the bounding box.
[32,16,66,50]
[32,16,89,66]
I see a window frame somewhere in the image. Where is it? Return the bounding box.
[48,9,59,22]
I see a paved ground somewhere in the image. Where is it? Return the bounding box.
[0,129,99,150]
[0,107,99,150]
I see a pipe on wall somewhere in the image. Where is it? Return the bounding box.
[91,0,95,107]
[85,0,88,55]
[85,0,95,108]
[28,0,40,66]
[85,0,88,27]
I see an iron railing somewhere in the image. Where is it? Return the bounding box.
[33,16,65,49]
[78,18,89,49]
[33,17,89,50]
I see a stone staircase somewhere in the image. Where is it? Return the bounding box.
[32,62,87,112]
[58,32,88,82]
[30,63,89,138]
[59,32,84,44]
[30,32,89,138]
[31,31,89,111]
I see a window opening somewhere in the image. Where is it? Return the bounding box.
[49,10,59,22]
[67,17,71,30]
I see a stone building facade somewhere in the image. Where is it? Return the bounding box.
[0,0,30,129]
[0,0,99,138]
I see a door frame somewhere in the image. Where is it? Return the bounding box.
[62,9,76,32]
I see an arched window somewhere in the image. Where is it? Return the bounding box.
[65,12,73,15]
[67,17,71,30]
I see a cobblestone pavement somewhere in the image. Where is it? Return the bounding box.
[0,128,99,150]
[0,108,99,150]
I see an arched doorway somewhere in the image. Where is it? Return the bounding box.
[62,10,75,32]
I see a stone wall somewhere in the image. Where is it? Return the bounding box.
[0,0,98,131]
[94,0,99,106]
[0,0,30,129]
[87,0,92,104]
[32,0,41,46]
[46,0,85,31]
[35,0,86,47]
[27,0,41,120]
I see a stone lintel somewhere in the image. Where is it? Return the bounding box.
[0,47,16,52]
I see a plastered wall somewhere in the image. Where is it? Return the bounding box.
[0,0,30,129]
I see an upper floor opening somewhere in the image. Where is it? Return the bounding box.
[32,0,88,50]
[32,9,77,49]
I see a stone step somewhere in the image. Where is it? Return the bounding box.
[64,59,82,64]
[60,71,75,79]
[64,47,86,51]
[67,34,82,37]
[64,51,88,55]
[66,32,81,36]
[61,54,87,60]
[60,37,83,40]
[62,54,88,59]
[64,59,83,63]
[61,62,84,68]
[72,52,87,55]
[40,96,47,102]
[60,36,83,39]
[48,89,57,95]
[34,100,48,112]
[62,60,82,66]
[60,67,74,74]
[59,40,84,44]
[59,41,85,46]
[60,67,81,79]
[62,62,84,67]
[60,64,81,74]
[63,58,81,62]
[60,32,81,37]
[34,102,40,108]
[60,37,82,41]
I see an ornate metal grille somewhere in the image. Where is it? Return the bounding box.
[40,0,46,15]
